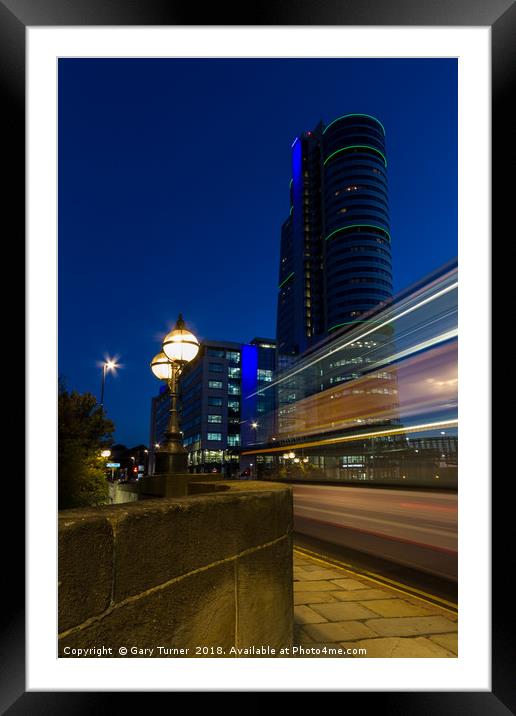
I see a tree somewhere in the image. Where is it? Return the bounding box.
[58,379,115,509]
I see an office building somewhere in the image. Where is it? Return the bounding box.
[149,337,276,476]
[277,113,393,357]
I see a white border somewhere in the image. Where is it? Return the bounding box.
[27,27,490,691]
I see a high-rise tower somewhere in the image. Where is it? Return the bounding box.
[276,114,392,356]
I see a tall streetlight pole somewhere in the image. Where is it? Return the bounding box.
[150,314,199,476]
[100,359,119,408]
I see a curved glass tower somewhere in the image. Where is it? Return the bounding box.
[276,114,393,356]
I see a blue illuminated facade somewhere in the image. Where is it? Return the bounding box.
[240,338,277,451]
[276,114,393,356]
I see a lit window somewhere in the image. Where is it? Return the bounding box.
[228,381,241,395]
[257,369,273,383]
[207,433,222,441]
[208,380,223,389]
[208,415,222,423]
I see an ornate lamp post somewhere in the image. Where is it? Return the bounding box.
[150,314,199,476]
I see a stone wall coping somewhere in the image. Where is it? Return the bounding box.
[59,480,292,525]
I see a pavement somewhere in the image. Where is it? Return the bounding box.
[293,549,458,658]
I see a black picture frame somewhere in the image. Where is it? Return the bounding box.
[2,0,510,708]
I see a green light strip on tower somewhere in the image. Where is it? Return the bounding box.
[323,114,386,135]
[324,145,387,168]
[327,319,383,333]
[278,272,294,289]
[324,224,391,243]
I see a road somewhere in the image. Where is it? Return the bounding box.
[293,483,458,597]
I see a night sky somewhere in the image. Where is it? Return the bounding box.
[58,58,457,447]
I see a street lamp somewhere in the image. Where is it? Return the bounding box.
[150,314,199,475]
[100,358,119,408]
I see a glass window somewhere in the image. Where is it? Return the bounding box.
[228,399,240,411]
[207,432,222,441]
[257,369,273,382]
[227,435,240,447]
[209,362,224,373]
[183,432,201,448]
[208,380,223,389]
[226,351,240,364]
[228,366,241,378]
[207,348,225,358]
[228,381,241,395]
[208,397,223,407]
[208,414,222,423]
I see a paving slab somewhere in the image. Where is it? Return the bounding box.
[365,616,457,637]
[429,633,458,654]
[330,588,396,602]
[404,596,458,617]
[293,580,339,591]
[299,564,335,572]
[294,626,315,645]
[295,569,346,581]
[310,602,379,622]
[361,599,437,618]
[330,578,370,590]
[293,592,338,606]
[294,605,328,625]
[292,551,457,657]
[339,637,455,658]
[302,620,378,643]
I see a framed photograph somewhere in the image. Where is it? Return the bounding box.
[2,0,510,707]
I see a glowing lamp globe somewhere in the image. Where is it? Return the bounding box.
[150,351,173,381]
[162,314,199,364]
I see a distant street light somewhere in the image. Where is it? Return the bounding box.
[150,314,199,475]
[100,358,119,408]
[100,449,111,458]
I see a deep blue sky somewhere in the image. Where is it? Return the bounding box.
[58,58,457,447]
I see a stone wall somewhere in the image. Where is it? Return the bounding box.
[107,482,139,504]
[58,481,293,657]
